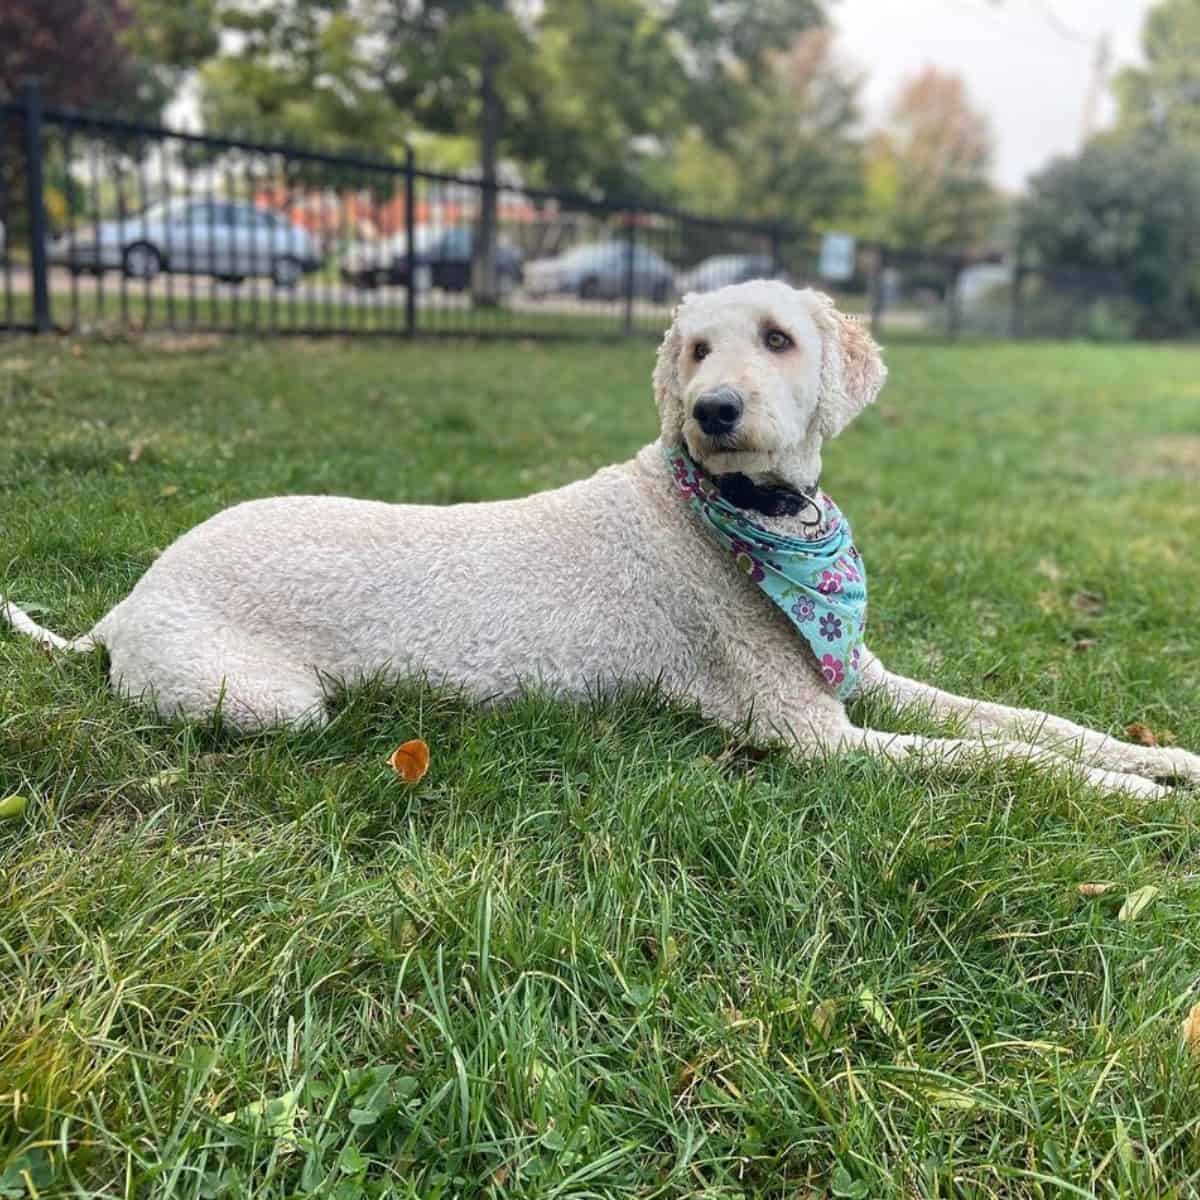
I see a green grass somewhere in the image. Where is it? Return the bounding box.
[2,334,1200,1198]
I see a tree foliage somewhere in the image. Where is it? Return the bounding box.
[1,0,144,111]
[1113,0,1200,147]
[860,67,996,252]
[197,0,826,202]
[200,0,402,158]
[670,29,862,226]
[0,0,217,116]
[1020,137,1200,336]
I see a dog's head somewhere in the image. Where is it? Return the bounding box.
[653,281,886,492]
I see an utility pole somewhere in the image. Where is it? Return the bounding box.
[1079,33,1111,145]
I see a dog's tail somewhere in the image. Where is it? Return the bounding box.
[1,597,97,653]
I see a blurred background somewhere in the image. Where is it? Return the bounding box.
[0,0,1193,342]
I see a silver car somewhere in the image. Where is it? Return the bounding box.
[675,253,784,295]
[525,241,675,303]
[48,198,322,288]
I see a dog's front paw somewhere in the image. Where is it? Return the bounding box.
[1155,746,1200,787]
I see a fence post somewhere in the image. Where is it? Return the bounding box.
[868,244,886,339]
[1009,234,1025,339]
[404,144,416,337]
[622,208,636,337]
[20,79,52,334]
[946,256,963,341]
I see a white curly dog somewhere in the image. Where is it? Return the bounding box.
[4,281,1198,799]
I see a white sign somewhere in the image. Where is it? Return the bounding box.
[819,232,857,282]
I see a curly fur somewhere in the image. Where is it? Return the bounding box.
[3,280,1197,799]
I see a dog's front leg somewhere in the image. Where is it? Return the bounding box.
[855,649,1200,787]
[793,721,1172,801]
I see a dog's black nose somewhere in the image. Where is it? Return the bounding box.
[692,387,744,437]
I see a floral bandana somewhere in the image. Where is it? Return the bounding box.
[664,444,868,699]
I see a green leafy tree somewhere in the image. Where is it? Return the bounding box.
[1020,136,1200,336]
[861,67,996,252]
[1113,0,1200,146]
[672,28,862,228]
[199,0,401,158]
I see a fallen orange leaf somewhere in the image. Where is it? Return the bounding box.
[1125,723,1158,748]
[388,738,430,782]
[1182,1003,1200,1056]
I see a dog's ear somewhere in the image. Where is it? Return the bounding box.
[811,290,886,439]
[652,305,685,444]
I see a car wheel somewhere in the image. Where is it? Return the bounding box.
[579,276,600,301]
[122,242,162,282]
[651,279,670,304]
[272,256,302,289]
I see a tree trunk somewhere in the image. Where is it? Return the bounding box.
[472,36,500,308]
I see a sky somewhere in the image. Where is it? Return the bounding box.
[832,0,1155,191]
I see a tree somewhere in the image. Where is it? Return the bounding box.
[861,67,996,252]
[1113,0,1200,147]
[1020,136,1200,336]
[0,0,145,111]
[672,28,863,228]
[0,0,217,115]
[199,0,401,159]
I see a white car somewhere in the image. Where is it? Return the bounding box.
[48,198,323,287]
[524,241,675,303]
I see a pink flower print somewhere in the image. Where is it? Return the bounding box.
[850,646,861,670]
[730,538,764,582]
[820,654,845,686]
[671,456,702,498]
[836,555,860,583]
[791,596,816,623]
[819,613,843,642]
[818,570,844,595]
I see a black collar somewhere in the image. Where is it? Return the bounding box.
[713,472,820,520]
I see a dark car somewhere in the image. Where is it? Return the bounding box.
[341,226,523,292]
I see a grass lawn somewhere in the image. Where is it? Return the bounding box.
[2,333,1200,1198]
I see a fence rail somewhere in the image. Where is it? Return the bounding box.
[1,82,1089,344]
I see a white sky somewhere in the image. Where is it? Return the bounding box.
[832,0,1155,191]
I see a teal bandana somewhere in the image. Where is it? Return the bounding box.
[664,444,868,699]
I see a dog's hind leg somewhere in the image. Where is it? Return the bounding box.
[856,650,1200,787]
[109,636,328,732]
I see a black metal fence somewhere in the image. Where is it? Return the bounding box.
[2,81,1037,344]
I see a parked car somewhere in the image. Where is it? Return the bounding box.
[47,198,322,287]
[340,226,523,292]
[524,241,675,303]
[675,253,783,295]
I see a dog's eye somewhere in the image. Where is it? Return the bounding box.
[764,328,793,352]
[693,341,711,362]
